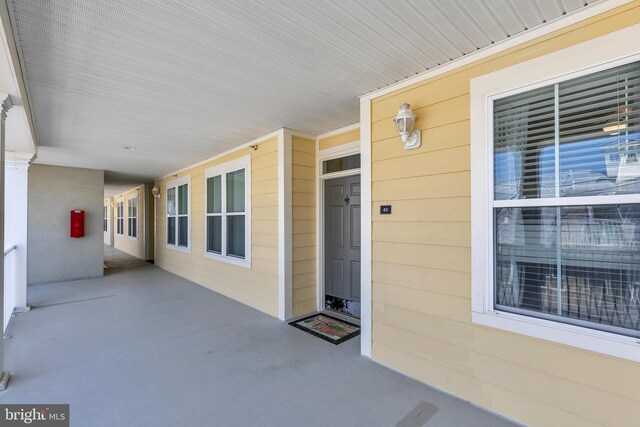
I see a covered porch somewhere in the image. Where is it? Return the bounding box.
[2,247,512,427]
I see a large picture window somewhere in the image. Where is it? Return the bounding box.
[492,60,640,338]
[166,176,190,250]
[128,196,138,239]
[471,29,640,361]
[116,201,124,236]
[204,156,251,266]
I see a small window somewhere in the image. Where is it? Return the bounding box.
[166,177,190,250]
[205,156,250,266]
[116,201,124,236]
[322,153,361,174]
[127,196,138,239]
[103,206,108,232]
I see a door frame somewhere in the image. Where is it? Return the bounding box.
[316,140,361,314]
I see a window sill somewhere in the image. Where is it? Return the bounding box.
[204,251,250,269]
[472,310,640,362]
[127,236,138,241]
[166,244,190,254]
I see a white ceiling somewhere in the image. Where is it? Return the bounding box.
[0,10,34,155]
[8,0,602,185]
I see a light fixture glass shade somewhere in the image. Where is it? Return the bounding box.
[393,103,416,143]
[393,103,421,150]
[152,186,161,198]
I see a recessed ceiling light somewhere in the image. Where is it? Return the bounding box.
[124,146,136,150]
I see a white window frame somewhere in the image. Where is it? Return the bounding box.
[470,25,640,362]
[103,205,108,233]
[127,195,138,240]
[203,155,251,268]
[116,200,124,236]
[166,175,191,253]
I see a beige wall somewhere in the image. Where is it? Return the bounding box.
[292,136,316,317]
[368,3,640,427]
[27,164,104,284]
[154,137,279,317]
[318,127,359,151]
[113,186,146,259]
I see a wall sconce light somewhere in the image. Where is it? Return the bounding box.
[151,186,161,199]
[393,103,421,150]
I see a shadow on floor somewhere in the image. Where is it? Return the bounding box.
[103,244,149,273]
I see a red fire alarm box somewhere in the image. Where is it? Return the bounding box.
[70,210,85,238]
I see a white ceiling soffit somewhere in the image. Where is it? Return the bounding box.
[9,0,602,183]
[0,2,35,155]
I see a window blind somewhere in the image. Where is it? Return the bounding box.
[493,59,640,338]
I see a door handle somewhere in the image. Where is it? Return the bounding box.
[344,194,350,206]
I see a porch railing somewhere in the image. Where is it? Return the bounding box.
[3,244,17,332]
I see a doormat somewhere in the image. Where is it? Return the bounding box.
[289,313,360,345]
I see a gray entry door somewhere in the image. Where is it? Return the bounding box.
[324,175,361,302]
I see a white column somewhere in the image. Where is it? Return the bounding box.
[278,129,292,320]
[0,94,13,389]
[5,151,32,310]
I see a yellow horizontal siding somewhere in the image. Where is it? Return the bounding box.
[292,136,317,317]
[369,2,640,426]
[318,127,359,151]
[154,137,279,317]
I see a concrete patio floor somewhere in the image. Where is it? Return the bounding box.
[0,247,517,426]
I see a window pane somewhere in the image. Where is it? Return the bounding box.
[558,62,640,197]
[494,86,556,200]
[178,184,188,215]
[206,216,222,254]
[227,169,245,213]
[323,154,361,174]
[495,204,640,337]
[207,176,222,214]
[167,188,176,215]
[178,217,188,247]
[227,215,245,258]
[495,207,557,314]
[167,217,176,245]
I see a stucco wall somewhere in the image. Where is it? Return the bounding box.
[27,164,104,284]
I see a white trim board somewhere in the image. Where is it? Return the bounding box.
[315,140,361,315]
[126,193,138,241]
[165,175,191,254]
[470,24,640,362]
[278,129,293,320]
[202,154,252,269]
[158,128,312,181]
[317,140,360,160]
[360,0,635,102]
[359,99,372,358]
[316,122,360,141]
